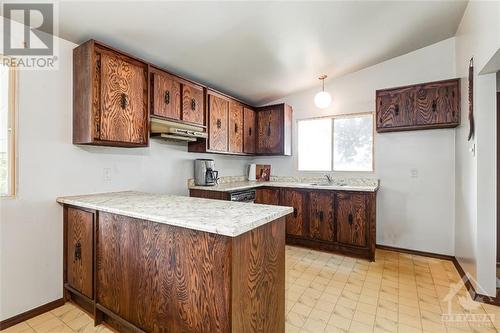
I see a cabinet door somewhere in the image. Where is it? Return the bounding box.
[243,107,256,154]
[99,52,148,144]
[309,192,335,242]
[336,193,367,247]
[228,101,244,153]
[151,70,181,120]
[415,81,459,125]
[255,188,281,205]
[66,207,93,299]
[208,94,228,152]
[376,87,414,130]
[182,83,204,125]
[257,107,283,154]
[282,189,308,238]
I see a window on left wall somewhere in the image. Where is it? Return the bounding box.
[0,61,16,197]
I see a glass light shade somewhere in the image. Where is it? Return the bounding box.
[314,91,332,109]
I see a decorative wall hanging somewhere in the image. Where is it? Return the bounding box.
[468,58,474,141]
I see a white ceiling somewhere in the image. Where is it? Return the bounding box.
[46,1,468,104]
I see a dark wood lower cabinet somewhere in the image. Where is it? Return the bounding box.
[63,206,285,333]
[191,187,377,261]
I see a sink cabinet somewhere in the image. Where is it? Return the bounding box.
[191,187,377,260]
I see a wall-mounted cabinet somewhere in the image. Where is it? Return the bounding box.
[256,103,292,155]
[207,91,229,152]
[376,78,460,132]
[243,107,256,154]
[73,40,149,147]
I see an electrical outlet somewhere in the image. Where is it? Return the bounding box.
[410,168,418,178]
[103,168,112,182]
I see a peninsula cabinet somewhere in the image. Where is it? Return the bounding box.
[256,103,292,155]
[376,78,460,132]
[73,40,149,147]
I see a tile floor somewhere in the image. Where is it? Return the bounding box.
[3,246,500,333]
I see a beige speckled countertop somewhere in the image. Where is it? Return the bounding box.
[188,176,379,193]
[57,191,293,237]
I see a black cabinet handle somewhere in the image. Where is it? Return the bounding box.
[394,104,399,116]
[432,99,437,112]
[191,98,196,111]
[235,123,238,133]
[293,208,298,218]
[164,91,170,105]
[267,122,271,137]
[74,242,82,261]
[319,211,324,222]
[348,213,353,226]
[216,119,222,129]
[120,93,128,110]
[249,127,252,136]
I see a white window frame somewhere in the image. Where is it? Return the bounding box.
[1,58,17,198]
[297,112,375,173]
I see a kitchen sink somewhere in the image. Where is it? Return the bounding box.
[308,182,347,187]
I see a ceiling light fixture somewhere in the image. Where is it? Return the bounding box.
[314,75,332,109]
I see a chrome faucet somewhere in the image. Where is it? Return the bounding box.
[324,174,333,183]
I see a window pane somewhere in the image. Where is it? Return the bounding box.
[1,64,10,195]
[333,115,373,171]
[298,118,332,171]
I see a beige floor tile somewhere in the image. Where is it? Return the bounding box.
[0,322,33,333]
[349,320,373,333]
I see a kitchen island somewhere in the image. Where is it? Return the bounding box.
[57,191,292,333]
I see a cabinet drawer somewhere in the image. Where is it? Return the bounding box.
[182,82,204,126]
[282,189,308,238]
[336,193,367,247]
[66,207,94,299]
[309,192,335,242]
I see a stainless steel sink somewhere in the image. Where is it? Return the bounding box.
[308,182,346,187]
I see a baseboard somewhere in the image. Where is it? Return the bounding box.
[0,298,65,330]
[375,244,454,261]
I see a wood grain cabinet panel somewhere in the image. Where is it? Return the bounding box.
[66,207,93,299]
[73,40,149,147]
[376,78,460,132]
[336,193,367,247]
[150,68,181,120]
[228,101,244,153]
[208,93,229,152]
[255,188,281,205]
[281,189,308,238]
[182,82,205,126]
[309,192,335,242]
[256,103,292,155]
[415,81,459,125]
[243,107,256,154]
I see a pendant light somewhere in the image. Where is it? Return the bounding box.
[314,75,332,109]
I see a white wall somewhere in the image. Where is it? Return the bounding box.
[454,1,500,296]
[0,37,251,320]
[254,38,457,256]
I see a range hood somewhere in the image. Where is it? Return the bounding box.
[150,117,207,142]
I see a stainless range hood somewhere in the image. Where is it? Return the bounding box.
[150,117,208,142]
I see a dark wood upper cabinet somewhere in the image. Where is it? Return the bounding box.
[182,82,205,126]
[255,188,281,205]
[256,103,292,156]
[309,192,335,242]
[243,107,256,154]
[336,193,367,247]
[281,189,308,238]
[376,78,460,133]
[73,40,149,147]
[208,91,229,152]
[66,207,94,299]
[150,68,181,120]
[228,101,244,153]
